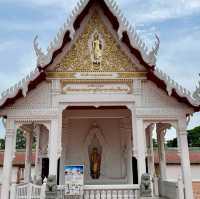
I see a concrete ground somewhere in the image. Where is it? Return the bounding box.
[193,182,200,199]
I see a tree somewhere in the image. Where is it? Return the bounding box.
[16,129,26,149]
[187,126,200,147]
[166,138,177,147]
[0,138,5,150]
[153,138,158,147]
[0,129,36,150]
[166,125,200,148]
[0,129,26,150]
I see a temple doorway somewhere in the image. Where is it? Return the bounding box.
[59,106,137,185]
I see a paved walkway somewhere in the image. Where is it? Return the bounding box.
[193,182,200,199]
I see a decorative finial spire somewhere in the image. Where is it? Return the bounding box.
[193,74,200,102]
[154,34,160,56]
[33,36,45,57]
[145,34,160,66]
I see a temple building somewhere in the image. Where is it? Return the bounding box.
[0,0,200,198]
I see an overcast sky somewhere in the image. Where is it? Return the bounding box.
[0,0,200,139]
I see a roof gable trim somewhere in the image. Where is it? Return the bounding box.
[33,0,159,69]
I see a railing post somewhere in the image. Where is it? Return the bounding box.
[177,177,184,199]
[27,183,32,199]
[10,184,16,199]
[41,178,47,199]
[153,175,159,196]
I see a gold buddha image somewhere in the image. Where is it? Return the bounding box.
[89,147,101,179]
[91,32,103,65]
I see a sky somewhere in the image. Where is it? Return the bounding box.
[0,0,200,139]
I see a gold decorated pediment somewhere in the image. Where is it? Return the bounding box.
[53,12,144,73]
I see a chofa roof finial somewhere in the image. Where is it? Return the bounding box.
[154,34,160,56]
[193,74,200,103]
[33,35,45,57]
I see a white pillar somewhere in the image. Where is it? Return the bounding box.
[156,124,167,180]
[121,117,133,184]
[129,104,146,184]
[127,129,133,184]
[49,80,62,179]
[1,119,15,199]
[48,119,59,176]
[146,124,155,176]
[136,118,146,183]
[24,131,33,182]
[34,125,41,180]
[178,118,193,199]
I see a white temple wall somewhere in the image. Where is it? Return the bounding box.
[60,116,130,185]
[165,164,200,181]
[141,81,191,110]
[0,79,193,119]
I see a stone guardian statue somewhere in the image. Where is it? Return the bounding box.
[140,173,152,197]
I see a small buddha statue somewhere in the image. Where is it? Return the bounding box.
[92,32,102,65]
[90,147,101,179]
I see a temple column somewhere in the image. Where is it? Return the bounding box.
[129,104,146,184]
[156,123,167,180]
[120,117,133,184]
[24,130,33,182]
[146,124,155,176]
[1,119,15,199]
[178,118,193,199]
[48,79,62,179]
[136,118,146,183]
[48,119,59,176]
[34,125,41,180]
[127,126,133,184]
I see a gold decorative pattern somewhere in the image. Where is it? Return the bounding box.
[55,13,140,72]
[61,81,133,94]
[62,83,132,94]
[61,79,133,84]
[47,72,147,79]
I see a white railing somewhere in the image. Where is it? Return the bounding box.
[11,183,139,199]
[83,185,139,199]
[57,184,140,199]
[10,183,46,199]
[158,178,184,199]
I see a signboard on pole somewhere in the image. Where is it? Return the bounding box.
[64,165,84,195]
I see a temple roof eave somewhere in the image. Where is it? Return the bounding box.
[147,69,200,111]
[0,70,45,109]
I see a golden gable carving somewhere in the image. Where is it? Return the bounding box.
[55,13,139,72]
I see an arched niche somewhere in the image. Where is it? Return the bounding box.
[83,122,108,182]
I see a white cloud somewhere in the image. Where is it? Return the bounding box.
[157,26,200,91]
[1,0,199,25]
[0,71,17,94]
[118,0,200,24]
[188,112,200,130]
[17,52,36,77]
[0,0,77,10]
[0,38,37,94]
[0,41,18,52]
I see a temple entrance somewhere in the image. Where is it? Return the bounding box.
[59,106,136,185]
[41,158,49,181]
